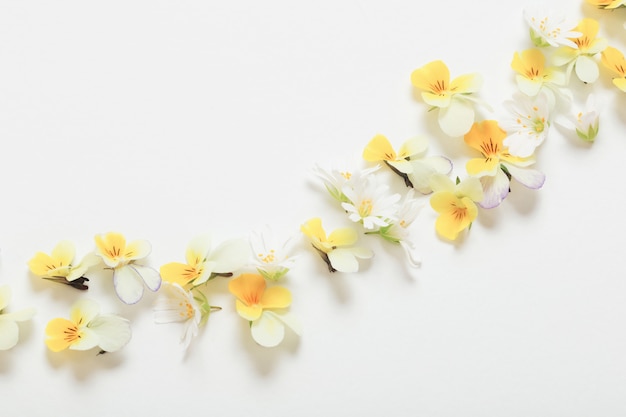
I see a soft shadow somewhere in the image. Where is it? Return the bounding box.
[476,205,501,230]
[239,321,301,377]
[45,346,126,380]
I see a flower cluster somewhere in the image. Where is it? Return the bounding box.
[1,1,623,359]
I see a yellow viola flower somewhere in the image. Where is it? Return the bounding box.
[553,18,608,84]
[511,49,566,106]
[228,273,301,347]
[45,299,131,353]
[464,120,545,209]
[94,232,161,304]
[601,46,626,92]
[410,60,483,137]
[362,134,452,192]
[28,240,99,290]
[160,235,248,287]
[429,174,483,241]
[0,285,35,350]
[586,0,625,8]
[301,217,372,273]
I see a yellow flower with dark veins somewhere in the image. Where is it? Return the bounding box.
[429,175,483,241]
[601,46,626,92]
[411,60,482,137]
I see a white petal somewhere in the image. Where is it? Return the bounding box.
[127,239,152,261]
[69,327,100,351]
[88,315,132,352]
[0,320,19,350]
[428,173,455,193]
[516,76,542,96]
[113,265,145,305]
[187,234,212,260]
[478,170,510,209]
[0,285,11,310]
[327,247,371,273]
[574,55,599,84]
[399,240,421,268]
[456,176,484,203]
[409,157,453,194]
[2,308,36,322]
[129,264,161,292]
[504,163,546,189]
[250,311,285,347]
[265,310,302,336]
[438,100,475,137]
[387,160,413,174]
[210,239,250,273]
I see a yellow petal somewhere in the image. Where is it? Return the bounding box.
[463,120,506,156]
[432,196,477,240]
[601,46,626,77]
[95,232,127,265]
[260,286,292,309]
[45,318,78,352]
[160,262,198,286]
[327,227,358,247]
[300,218,326,242]
[362,134,395,162]
[511,49,546,79]
[450,73,481,94]
[466,157,500,177]
[235,299,263,321]
[613,77,626,92]
[398,136,428,159]
[228,273,266,307]
[27,252,60,277]
[430,191,457,214]
[411,60,450,93]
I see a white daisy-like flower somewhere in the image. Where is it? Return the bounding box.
[312,163,379,203]
[341,175,401,230]
[250,225,297,281]
[556,94,599,142]
[379,189,423,268]
[523,8,581,48]
[502,92,551,157]
[154,282,203,351]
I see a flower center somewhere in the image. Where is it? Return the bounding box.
[358,199,373,217]
[258,250,276,264]
[63,325,82,344]
[341,171,352,180]
[429,79,447,95]
[179,300,194,319]
[480,137,500,159]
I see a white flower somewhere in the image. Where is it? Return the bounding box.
[250,226,297,281]
[556,94,600,142]
[502,92,551,157]
[523,8,581,48]
[312,163,379,203]
[0,285,35,350]
[378,190,423,268]
[45,299,131,353]
[341,175,401,230]
[154,282,203,351]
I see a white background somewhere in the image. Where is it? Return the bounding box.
[0,0,625,415]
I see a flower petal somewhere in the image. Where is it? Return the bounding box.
[478,170,510,209]
[210,238,249,274]
[2,308,36,322]
[113,265,145,305]
[88,315,132,352]
[70,299,100,324]
[129,264,161,292]
[45,318,76,352]
[160,262,198,287]
[185,235,212,266]
[0,285,10,310]
[0,320,19,350]
[327,227,358,247]
[51,241,76,266]
[250,311,286,347]
[235,299,263,321]
[362,134,395,162]
[260,286,292,309]
[504,163,546,189]
[574,55,600,84]
[124,239,151,262]
[68,327,100,351]
[438,99,475,137]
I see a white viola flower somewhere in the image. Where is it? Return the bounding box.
[552,18,608,84]
[501,92,551,157]
[312,163,379,203]
[341,175,401,230]
[160,235,250,287]
[250,226,297,281]
[154,282,204,351]
[94,232,161,305]
[301,218,373,273]
[523,8,582,48]
[556,94,600,142]
[45,299,131,353]
[0,285,35,350]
